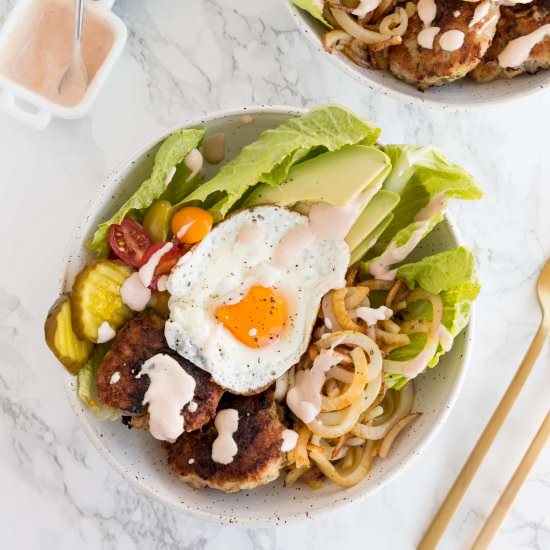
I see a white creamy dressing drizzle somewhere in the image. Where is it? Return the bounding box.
[438,324,454,352]
[453,10,461,17]
[187,400,198,413]
[109,371,121,385]
[139,242,173,287]
[137,353,196,442]
[498,24,550,68]
[281,429,299,452]
[203,133,226,164]
[417,0,440,48]
[184,148,204,181]
[120,272,152,311]
[369,221,430,281]
[164,166,176,186]
[355,305,394,326]
[418,26,441,49]
[236,224,264,246]
[97,321,116,343]
[273,224,316,269]
[274,184,381,269]
[418,0,437,27]
[439,30,465,51]
[369,193,448,280]
[286,347,343,424]
[500,0,534,5]
[469,0,490,27]
[157,275,169,292]
[352,0,382,17]
[211,408,239,464]
[415,193,448,221]
[176,221,195,240]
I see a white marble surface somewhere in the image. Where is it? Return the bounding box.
[1,0,549,548]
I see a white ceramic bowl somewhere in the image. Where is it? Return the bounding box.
[285,1,550,110]
[58,107,474,525]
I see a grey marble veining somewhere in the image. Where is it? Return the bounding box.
[0,0,549,548]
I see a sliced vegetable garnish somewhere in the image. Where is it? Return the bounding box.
[108,219,151,268]
[44,295,93,374]
[71,260,133,342]
[143,200,172,243]
[87,128,205,257]
[171,206,213,244]
[141,241,185,289]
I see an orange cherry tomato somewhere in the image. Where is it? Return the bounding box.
[171,207,213,244]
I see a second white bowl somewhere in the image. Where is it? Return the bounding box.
[286,1,550,111]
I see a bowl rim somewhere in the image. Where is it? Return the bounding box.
[284,0,550,112]
[57,105,475,526]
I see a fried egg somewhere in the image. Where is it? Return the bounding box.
[165,205,349,394]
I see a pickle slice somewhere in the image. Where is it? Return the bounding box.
[71,260,133,342]
[44,296,94,374]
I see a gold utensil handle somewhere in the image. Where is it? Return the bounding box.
[418,324,550,550]
[471,408,550,550]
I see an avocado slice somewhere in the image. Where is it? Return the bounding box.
[244,145,391,208]
[350,213,394,265]
[345,189,400,252]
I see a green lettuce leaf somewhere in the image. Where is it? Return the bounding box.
[77,345,120,421]
[290,0,332,27]
[380,145,482,240]
[179,105,381,220]
[397,246,477,295]
[441,282,480,337]
[388,333,428,362]
[361,214,443,277]
[385,247,480,388]
[87,128,205,257]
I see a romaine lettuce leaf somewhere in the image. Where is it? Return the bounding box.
[441,282,480,337]
[384,247,480,388]
[361,214,443,278]
[388,333,428,362]
[380,145,482,240]
[87,128,205,257]
[178,105,381,220]
[77,345,119,421]
[290,0,331,27]
[397,246,477,295]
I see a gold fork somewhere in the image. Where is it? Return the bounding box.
[419,259,550,550]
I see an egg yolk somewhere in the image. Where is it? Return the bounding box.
[215,286,287,348]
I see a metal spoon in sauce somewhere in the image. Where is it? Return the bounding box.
[57,0,88,101]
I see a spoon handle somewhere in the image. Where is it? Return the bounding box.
[418,323,550,550]
[471,408,550,549]
[74,0,85,45]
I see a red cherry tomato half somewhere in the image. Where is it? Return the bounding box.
[108,219,151,268]
[141,241,186,289]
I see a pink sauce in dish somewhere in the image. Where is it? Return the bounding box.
[0,0,115,107]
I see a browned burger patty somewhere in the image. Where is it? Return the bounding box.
[471,0,550,81]
[164,390,286,493]
[96,313,224,432]
[388,0,500,89]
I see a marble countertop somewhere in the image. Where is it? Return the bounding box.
[1,0,550,548]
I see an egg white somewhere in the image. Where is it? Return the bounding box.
[165,205,349,394]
